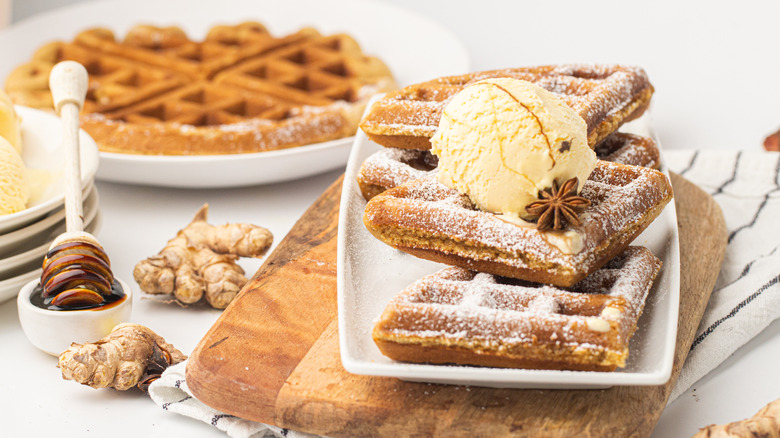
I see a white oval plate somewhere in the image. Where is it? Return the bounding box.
[0,106,98,233]
[0,185,100,278]
[0,205,65,258]
[0,181,97,258]
[98,137,354,188]
[0,0,470,188]
[0,270,40,305]
[0,209,102,304]
[337,116,681,389]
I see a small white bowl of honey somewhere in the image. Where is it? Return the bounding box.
[17,275,133,356]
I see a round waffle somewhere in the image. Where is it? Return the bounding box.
[5,23,396,155]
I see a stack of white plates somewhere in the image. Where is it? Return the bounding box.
[0,106,100,303]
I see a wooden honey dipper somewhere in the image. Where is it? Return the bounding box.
[38,61,115,308]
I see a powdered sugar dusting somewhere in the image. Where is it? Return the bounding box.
[358,148,438,192]
[361,64,650,142]
[357,131,660,199]
[365,161,672,279]
[374,247,662,367]
[54,28,397,155]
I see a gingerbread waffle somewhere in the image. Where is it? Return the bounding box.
[359,64,652,150]
[73,23,314,80]
[363,160,673,287]
[372,246,662,371]
[594,132,660,170]
[5,23,396,155]
[357,147,439,201]
[357,131,661,201]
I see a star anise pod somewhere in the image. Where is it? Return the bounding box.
[525,177,591,231]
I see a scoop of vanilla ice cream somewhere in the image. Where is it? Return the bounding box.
[0,89,22,155]
[0,136,28,215]
[430,77,596,220]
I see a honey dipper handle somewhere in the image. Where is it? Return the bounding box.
[49,61,88,233]
[49,61,88,114]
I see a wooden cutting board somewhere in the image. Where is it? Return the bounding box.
[187,172,727,437]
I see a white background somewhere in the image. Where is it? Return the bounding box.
[3,0,780,436]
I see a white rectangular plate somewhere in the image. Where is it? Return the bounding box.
[337,116,680,389]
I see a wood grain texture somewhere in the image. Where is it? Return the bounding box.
[186,175,343,425]
[188,172,728,437]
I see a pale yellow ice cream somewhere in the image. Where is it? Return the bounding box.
[0,89,22,155]
[430,77,597,220]
[0,136,28,215]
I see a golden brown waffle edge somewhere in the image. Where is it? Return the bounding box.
[356,131,661,202]
[359,64,653,150]
[5,23,397,155]
[372,246,663,371]
[363,160,673,287]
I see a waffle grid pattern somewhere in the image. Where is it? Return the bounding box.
[357,131,660,201]
[359,64,652,150]
[5,23,395,154]
[373,246,662,371]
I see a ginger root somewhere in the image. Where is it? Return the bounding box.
[764,128,780,152]
[693,397,780,437]
[133,204,273,309]
[58,323,186,391]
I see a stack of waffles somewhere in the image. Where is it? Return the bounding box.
[5,22,396,155]
[356,65,674,372]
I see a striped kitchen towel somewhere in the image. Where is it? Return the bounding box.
[666,149,780,402]
[148,360,319,438]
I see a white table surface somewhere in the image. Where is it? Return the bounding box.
[3,0,780,436]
